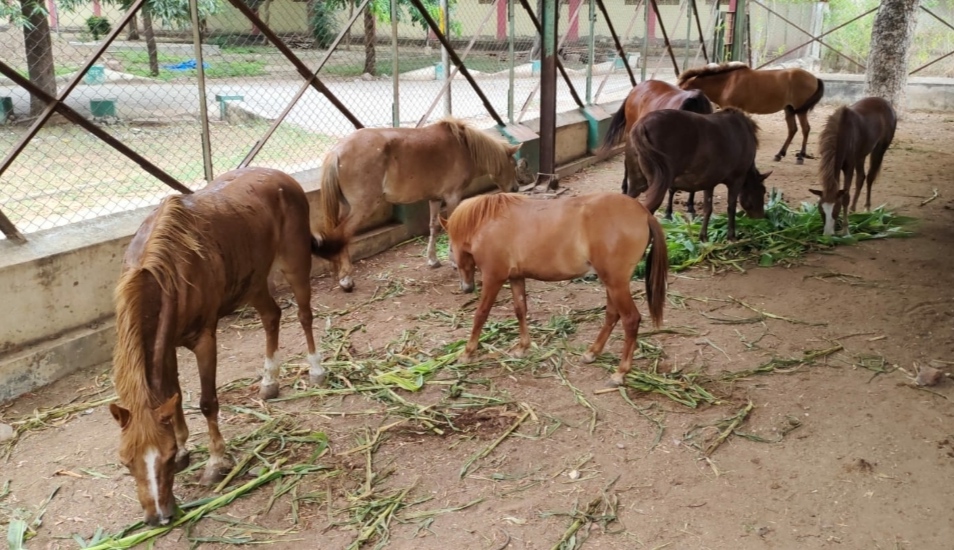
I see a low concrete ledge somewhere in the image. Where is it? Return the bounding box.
[817,74,954,111]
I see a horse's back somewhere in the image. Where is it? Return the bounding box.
[850,97,897,140]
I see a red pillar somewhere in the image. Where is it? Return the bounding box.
[497,0,507,40]
[47,0,58,30]
[93,0,101,16]
[568,0,580,41]
[648,3,656,40]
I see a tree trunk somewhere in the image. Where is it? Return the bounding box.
[363,4,376,75]
[142,7,160,76]
[20,0,57,117]
[127,13,140,40]
[864,0,920,114]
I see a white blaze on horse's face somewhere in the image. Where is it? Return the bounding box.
[143,447,168,525]
[821,202,835,236]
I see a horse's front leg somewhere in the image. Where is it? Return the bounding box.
[699,190,714,242]
[509,278,530,358]
[252,291,283,400]
[726,184,739,241]
[460,277,505,363]
[426,199,443,268]
[686,192,696,217]
[775,110,798,162]
[194,329,233,486]
[443,196,462,269]
[796,111,813,163]
[664,189,677,220]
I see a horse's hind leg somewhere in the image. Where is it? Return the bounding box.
[795,111,813,164]
[850,163,866,213]
[606,282,643,387]
[865,143,889,211]
[283,268,325,386]
[251,290,284,400]
[686,192,696,217]
[775,109,798,162]
[509,277,531,358]
[699,190,714,242]
[664,189,677,220]
[582,288,619,365]
[194,329,233,486]
[426,200,443,268]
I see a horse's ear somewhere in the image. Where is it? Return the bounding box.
[759,170,773,181]
[153,393,180,426]
[508,144,522,157]
[110,404,131,430]
[808,189,823,197]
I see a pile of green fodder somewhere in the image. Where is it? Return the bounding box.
[637,190,915,275]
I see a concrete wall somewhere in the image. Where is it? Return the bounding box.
[818,74,954,112]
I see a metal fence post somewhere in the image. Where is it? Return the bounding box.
[539,0,557,189]
[508,0,515,123]
[586,0,595,104]
[641,2,649,81]
[392,0,400,127]
[189,0,214,181]
[441,0,452,116]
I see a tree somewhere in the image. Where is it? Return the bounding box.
[864,0,920,113]
[11,0,58,117]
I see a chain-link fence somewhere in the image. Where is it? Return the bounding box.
[2,0,951,239]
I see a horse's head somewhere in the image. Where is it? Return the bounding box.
[110,394,181,526]
[809,188,846,236]
[740,167,771,218]
[494,144,531,192]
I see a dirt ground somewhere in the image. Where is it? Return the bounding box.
[2,105,954,550]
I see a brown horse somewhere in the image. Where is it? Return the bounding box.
[313,117,531,292]
[446,192,668,387]
[678,62,825,164]
[600,79,713,218]
[809,97,897,236]
[627,108,771,241]
[109,168,325,527]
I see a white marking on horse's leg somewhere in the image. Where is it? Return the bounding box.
[307,351,326,386]
[260,354,280,399]
[143,447,166,523]
[821,202,835,236]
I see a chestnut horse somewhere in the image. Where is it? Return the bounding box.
[809,97,897,236]
[109,168,325,526]
[678,62,824,164]
[313,117,531,292]
[446,192,668,387]
[627,108,770,241]
[599,79,713,218]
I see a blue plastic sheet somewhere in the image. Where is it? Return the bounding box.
[162,59,210,71]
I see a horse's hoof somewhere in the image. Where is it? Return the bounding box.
[795,157,804,166]
[512,347,528,359]
[339,277,354,293]
[199,464,231,487]
[458,352,474,364]
[427,258,441,269]
[773,155,783,162]
[606,375,623,388]
[309,370,327,387]
[259,383,279,400]
[174,451,191,473]
[581,352,597,364]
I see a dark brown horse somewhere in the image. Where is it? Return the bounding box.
[313,117,531,292]
[600,79,713,218]
[809,97,897,236]
[678,62,824,164]
[445,192,668,387]
[627,108,770,241]
[109,168,325,526]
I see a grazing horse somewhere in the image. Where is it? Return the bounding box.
[109,168,325,527]
[627,108,771,242]
[446,192,668,387]
[599,79,713,218]
[810,97,897,236]
[678,62,825,164]
[313,117,531,292]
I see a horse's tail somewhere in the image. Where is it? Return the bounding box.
[632,122,671,210]
[644,212,668,328]
[795,77,825,114]
[680,90,714,115]
[818,106,851,192]
[599,103,627,155]
[312,150,348,259]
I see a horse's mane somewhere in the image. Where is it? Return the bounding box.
[678,62,749,86]
[439,117,514,178]
[818,106,851,196]
[718,107,761,149]
[446,193,527,242]
[113,196,204,411]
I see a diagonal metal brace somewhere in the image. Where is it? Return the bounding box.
[0,61,192,195]
[750,0,865,70]
[755,6,876,69]
[516,0,584,109]
[226,0,363,130]
[648,0,681,76]
[594,0,637,86]
[406,0,505,126]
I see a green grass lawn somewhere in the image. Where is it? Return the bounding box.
[114,51,267,81]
